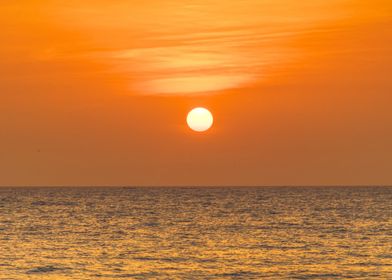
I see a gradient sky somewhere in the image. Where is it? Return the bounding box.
[1,0,391,186]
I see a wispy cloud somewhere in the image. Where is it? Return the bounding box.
[46,0,392,95]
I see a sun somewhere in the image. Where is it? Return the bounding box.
[187,107,213,132]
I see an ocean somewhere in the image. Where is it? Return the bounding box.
[0,187,391,279]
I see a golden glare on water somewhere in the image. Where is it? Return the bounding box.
[187,107,213,132]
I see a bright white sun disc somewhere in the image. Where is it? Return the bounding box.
[187,107,213,132]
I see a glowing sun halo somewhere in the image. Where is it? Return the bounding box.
[187,107,213,132]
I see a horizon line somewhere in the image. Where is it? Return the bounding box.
[0,185,391,188]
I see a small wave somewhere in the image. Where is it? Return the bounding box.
[31,201,78,206]
[26,265,64,274]
[216,271,259,277]
[378,253,392,259]
[292,273,342,279]
[95,272,159,278]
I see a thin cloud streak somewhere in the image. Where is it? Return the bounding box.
[49,0,358,95]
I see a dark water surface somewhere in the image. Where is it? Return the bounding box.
[0,187,391,279]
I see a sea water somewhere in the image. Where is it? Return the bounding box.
[0,187,391,279]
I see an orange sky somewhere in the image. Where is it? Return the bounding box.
[1,0,391,186]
